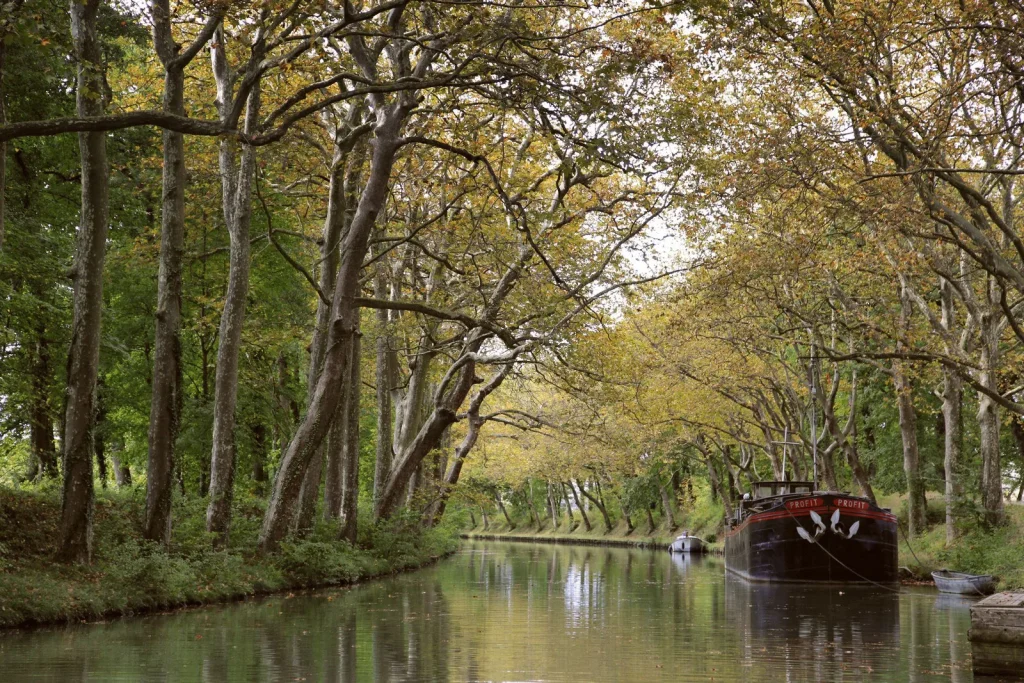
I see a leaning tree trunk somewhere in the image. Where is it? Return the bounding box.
[894,363,927,536]
[258,109,407,553]
[576,479,612,533]
[496,492,514,529]
[206,79,260,546]
[298,147,350,532]
[942,367,963,543]
[568,481,592,532]
[59,0,108,563]
[339,329,361,543]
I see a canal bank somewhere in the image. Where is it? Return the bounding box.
[462,531,675,550]
[0,488,458,630]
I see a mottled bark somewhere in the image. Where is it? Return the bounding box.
[894,363,926,536]
[372,270,393,511]
[258,106,408,552]
[339,330,361,543]
[59,0,108,563]
[323,398,346,520]
[977,324,1004,527]
[301,130,362,531]
[206,65,261,545]
[146,1,189,545]
[942,367,963,543]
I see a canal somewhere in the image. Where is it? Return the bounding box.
[0,541,977,681]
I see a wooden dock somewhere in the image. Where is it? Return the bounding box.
[969,592,1024,677]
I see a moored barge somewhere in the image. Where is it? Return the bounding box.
[725,481,898,584]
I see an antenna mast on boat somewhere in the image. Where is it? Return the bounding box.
[810,345,818,491]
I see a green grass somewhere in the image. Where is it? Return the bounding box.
[885,494,1024,589]
[0,486,458,629]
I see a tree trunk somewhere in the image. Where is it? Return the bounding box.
[206,75,260,546]
[339,330,361,543]
[372,270,393,512]
[645,505,656,534]
[323,398,346,520]
[894,363,926,536]
[251,423,268,495]
[527,481,541,531]
[112,455,131,487]
[481,507,489,531]
[496,492,514,529]
[30,326,58,478]
[576,478,612,533]
[547,482,559,530]
[977,326,1004,527]
[560,482,576,530]
[300,132,361,532]
[942,367,963,543]
[568,481,592,532]
[659,482,677,531]
[58,0,108,563]
[468,508,476,529]
[258,108,407,553]
[94,388,107,488]
[0,27,6,249]
[146,15,188,546]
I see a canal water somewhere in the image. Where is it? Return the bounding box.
[0,541,981,681]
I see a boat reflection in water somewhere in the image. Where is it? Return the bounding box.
[725,574,900,679]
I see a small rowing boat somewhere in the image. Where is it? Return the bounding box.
[932,569,997,596]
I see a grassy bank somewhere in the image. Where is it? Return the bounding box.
[0,486,458,630]
[881,493,1024,588]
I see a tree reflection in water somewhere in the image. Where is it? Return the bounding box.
[0,542,974,681]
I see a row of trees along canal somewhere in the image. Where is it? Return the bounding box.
[0,0,703,561]
[2,0,1023,564]
[452,0,1024,545]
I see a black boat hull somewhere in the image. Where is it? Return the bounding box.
[725,494,898,584]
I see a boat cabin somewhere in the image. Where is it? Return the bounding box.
[731,481,816,527]
[749,481,814,500]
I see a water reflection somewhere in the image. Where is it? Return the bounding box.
[0,542,977,682]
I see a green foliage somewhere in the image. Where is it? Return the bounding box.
[0,487,455,628]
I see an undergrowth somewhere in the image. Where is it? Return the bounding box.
[0,486,458,628]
